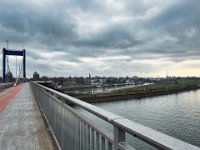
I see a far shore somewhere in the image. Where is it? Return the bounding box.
[75,81,200,103]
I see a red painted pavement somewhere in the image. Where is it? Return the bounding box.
[0,83,25,113]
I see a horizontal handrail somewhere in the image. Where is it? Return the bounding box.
[0,83,13,91]
[32,82,200,150]
[38,83,122,121]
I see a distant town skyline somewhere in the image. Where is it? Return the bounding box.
[0,0,200,78]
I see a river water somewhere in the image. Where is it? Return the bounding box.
[77,89,200,149]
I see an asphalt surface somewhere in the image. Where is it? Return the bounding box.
[0,83,58,150]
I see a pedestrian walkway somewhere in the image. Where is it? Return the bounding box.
[0,83,24,112]
[0,83,57,150]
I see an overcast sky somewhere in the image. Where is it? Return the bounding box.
[0,0,200,78]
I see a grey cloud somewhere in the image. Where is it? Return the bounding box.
[127,0,200,61]
[1,0,200,77]
[146,0,200,41]
[0,0,77,46]
[75,24,142,49]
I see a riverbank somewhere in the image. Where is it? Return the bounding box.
[76,81,200,103]
[61,84,96,91]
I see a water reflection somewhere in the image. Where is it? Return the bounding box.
[76,89,200,149]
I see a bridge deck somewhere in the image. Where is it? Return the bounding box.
[0,83,57,150]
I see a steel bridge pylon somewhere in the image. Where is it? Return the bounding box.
[2,48,26,82]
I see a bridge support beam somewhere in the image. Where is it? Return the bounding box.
[2,48,26,82]
[2,48,6,82]
[23,49,26,79]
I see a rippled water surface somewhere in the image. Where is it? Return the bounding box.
[90,90,200,148]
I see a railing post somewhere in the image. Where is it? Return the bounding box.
[31,82,200,150]
[114,126,125,150]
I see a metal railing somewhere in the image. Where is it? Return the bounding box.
[31,82,200,150]
[0,83,13,91]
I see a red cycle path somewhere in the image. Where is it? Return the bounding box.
[0,83,25,113]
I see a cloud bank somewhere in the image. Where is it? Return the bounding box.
[0,0,200,77]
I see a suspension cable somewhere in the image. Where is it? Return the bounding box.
[16,56,18,79]
[14,57,23,86]
[6,56,11,82]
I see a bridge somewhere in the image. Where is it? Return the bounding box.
[0,47,200,150]
[1,48,26,84]
[0,82,200,150]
